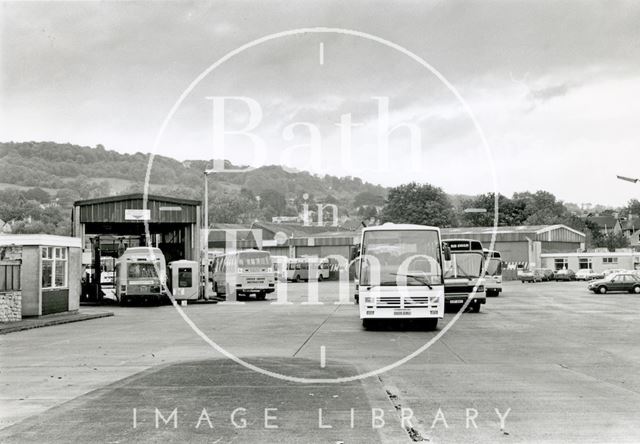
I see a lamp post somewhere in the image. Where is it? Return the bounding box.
[203,171,209,267]
[202,169,221,298]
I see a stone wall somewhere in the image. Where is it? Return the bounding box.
[1,245,23,322]
[0,291,22,322]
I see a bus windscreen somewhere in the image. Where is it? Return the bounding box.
[445,253,483,278]
[238,252,271,267]
[360,230,441,286]
[127,262,159,279]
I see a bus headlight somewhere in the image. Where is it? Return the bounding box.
[364,296,373,304]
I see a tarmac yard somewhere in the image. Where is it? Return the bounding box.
[2,280,640,443]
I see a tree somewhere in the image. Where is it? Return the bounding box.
[595,232,630,251]
[353,191,385,208]
[259,189,287,215]
[358,205,378,220]
[627,199,640,217]
[55,188,81,207]
[321,194,339,205]
[208,192,259,224]
[381,182,455,227]
[455,193,531,227]
[23,187,51,204]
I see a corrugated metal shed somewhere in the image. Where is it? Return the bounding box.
[441,225,585,243]
[74,194,199,224]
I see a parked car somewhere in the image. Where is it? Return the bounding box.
[554,269,576,281]
[518,269,543,283]
[538,268,555,281]
[575,269,604,281]
[603,269,627,278]
[588,272,640,294]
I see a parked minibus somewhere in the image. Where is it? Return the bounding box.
[286,257,331,282]
[211,249,276,300]
[115,247,167,305]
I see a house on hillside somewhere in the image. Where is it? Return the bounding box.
[621,215,640,250]
[629,230,640,250]
[0,219,11,234]
[620,215,640,236]
[586,215,622,235]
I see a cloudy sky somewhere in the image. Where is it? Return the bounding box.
[1,1,639,206]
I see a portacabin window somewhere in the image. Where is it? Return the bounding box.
[603,257,618,264]
[41,246,68,289]
[578,258,592,270]
[554,258,568,270]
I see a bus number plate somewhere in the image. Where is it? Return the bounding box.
[394,309,411,316]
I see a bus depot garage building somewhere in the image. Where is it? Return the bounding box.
[72,194,202,264]
[440,224,586,273]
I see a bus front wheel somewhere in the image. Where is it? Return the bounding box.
[362,319,375,330]
[423,318,438,331]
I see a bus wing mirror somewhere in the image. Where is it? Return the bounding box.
[443,246,451,262]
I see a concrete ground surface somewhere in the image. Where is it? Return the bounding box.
[2,280,640,443]
[0,309,114,334]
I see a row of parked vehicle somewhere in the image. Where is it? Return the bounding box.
[518,268,639,283]
[518,268,569,282]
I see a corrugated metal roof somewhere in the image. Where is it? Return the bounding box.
[76,195,198,224]
[443,225,547,235]
[74,193,200,207]
[442,224,585,243]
